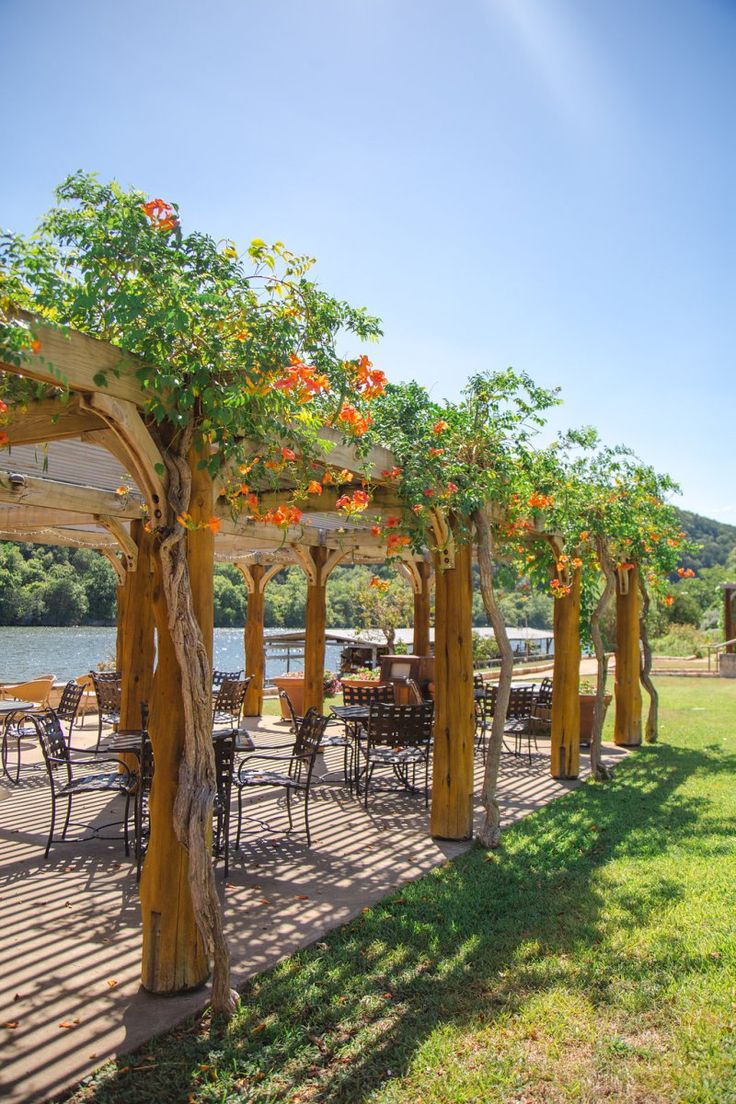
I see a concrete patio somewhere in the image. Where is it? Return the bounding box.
[0,713,627,1104]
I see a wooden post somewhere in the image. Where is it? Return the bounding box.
[614,564,642,747]
[139,454,214,995]
[430,539,475,840]
[118,519,156,730]
[550,568,581,779]
[240,563,265,716]
[725,586,736,654]
[413,560,431,656]
[303,546,328,714]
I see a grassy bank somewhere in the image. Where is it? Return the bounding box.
[65,679,736,1104]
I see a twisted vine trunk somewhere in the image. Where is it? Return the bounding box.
[638,572,659,743]
[474,507,514,849]
[590,538,615,781]
[155,428,236,1015]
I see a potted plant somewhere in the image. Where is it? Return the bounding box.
[339,666,382,690]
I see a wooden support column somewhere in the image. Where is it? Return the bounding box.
[118,520,156,730]
[413,560,431,656]
[614,564,642,747]
[237,562,282,717]
[550,567,582,779]
[140,453,214,995]
[430,539,475,840]
[303,547,328,714]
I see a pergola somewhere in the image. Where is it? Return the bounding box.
[0,318,645,998]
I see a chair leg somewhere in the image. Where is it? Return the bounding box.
[286,785,294,832]
[236,787,243,849]
[45,789,57,859]
[62,795,72,840]
[304,787,311,847]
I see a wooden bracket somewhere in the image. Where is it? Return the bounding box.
[99,546,127,585]
[291,545,318,585]
[79,394,168,528]
[235,561,286,595]
[397,558,422,594]
[95,515,138,572]
[429,509,455,570]
[292,545,347,587]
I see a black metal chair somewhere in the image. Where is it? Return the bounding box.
[17,708,135,857]
[90,670,121,752]
[505,686,539,764]
[359,701,434,809]
[235,708,328,847]
[341,682,395,790]
[212,732,236,877]
[280,688,354,793]
[212,677,251,731]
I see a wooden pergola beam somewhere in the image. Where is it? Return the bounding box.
[0,526,117,550]
[1,397,106,445]
[0,470,143,519]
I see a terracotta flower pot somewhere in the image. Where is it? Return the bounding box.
[272,675,306,719]
[340,677,382,690]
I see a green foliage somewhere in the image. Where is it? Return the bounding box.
[0,172,382,493]
[0,542,116,625]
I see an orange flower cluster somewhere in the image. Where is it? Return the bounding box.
[141,198,178,231]
[307,480,323,495]
[618,561,635,571]
[432,420,449,435]
[261,504,302,530]
[528,492,553,509]
[274,354,330,403]
[176,512,220,534]
[381,467,402,481]
[677,566,696,578]
[550,578,572,598]
[0,400,7,414]
[354,355,386,399]
[336,489,371,516]
[30,340,41,354]
[338,403,373,436]
[369,576,390,592]
[664,595,674,607]
[387,533,410,553]
[428,447,444,457]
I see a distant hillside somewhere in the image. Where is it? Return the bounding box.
[675,509,736,573]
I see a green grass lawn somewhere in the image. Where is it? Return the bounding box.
[66,678,736,1104]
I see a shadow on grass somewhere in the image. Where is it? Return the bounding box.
[63,742,736,1103]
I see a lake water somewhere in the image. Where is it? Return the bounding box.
[0,626,345,684]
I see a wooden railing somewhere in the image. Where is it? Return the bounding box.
[707,638,736,672]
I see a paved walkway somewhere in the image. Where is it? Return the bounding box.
[0,712,626,1104]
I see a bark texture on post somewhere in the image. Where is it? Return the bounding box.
[243,563,265,717]
[430,539,475,841]
[638,572,658,743]
[413,560,431,656]
[304,546,328,714]
[614,565,642,747]
[474,507,514,848]
[140,437,236,1014]
[550,568,582,779]
[590,538,615,781]
[118,519,156,731]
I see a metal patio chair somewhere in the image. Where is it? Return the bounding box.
[212,677,251,731]
[17,708,135,858]
[358,700,434,809]
[235,708,328,847]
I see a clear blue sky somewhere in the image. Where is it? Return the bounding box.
[1,0,734,520]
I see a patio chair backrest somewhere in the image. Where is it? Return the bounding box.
[213,732,236,802]
[213,677,251,725]
[56,680,85,725]
[342,682,395,707]
[368,701,434,749]
[91,671,121,715]
[20,710,70,783]
[278,688,302,734]
[291,708,329,783]
[213,668,244,690]
[1,676,56,706]
[537,678,553,707]
[473,672,486,690]
[507,686,536,718]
